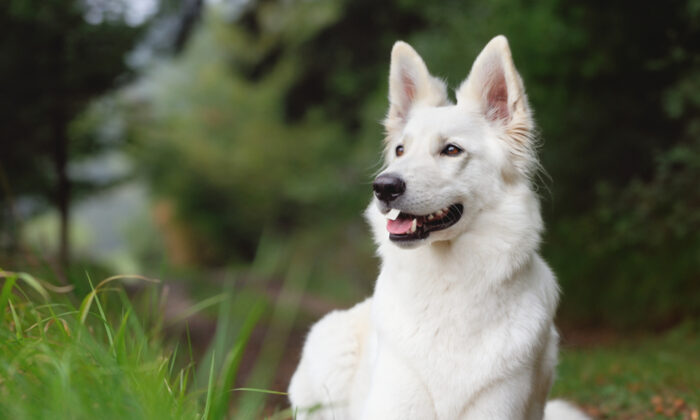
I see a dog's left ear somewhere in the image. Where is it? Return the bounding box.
[457,36,535,178]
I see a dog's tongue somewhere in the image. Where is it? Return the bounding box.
[387,218,413,234]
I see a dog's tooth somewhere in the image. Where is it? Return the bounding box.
[410,218,417,233]
[427,214,435,220]
[436,210,443,217]
[387,208,401,220]
[443,207,449,213]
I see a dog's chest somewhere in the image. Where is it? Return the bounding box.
[368,273,510,416]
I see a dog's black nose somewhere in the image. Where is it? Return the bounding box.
[373,173,406,203]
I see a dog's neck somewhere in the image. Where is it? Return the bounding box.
[373,183,543,290]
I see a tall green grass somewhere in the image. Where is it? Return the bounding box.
[0,269,277,420]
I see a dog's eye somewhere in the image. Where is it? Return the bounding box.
[441,144,463,157]
[395,145,404,157]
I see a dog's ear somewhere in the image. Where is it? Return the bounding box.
[457,35,535,178]
[385,41,448,137]
[457,35,531,125]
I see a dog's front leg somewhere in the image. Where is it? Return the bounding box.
[460,368,546,420]
[360,345,437,420]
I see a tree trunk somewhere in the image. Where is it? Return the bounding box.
[52,31,69,280]
[54,114,70,275]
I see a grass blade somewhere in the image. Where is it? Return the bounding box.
[202,350,217,420]
[78,274,159,324]
[0,270,49,301]
[8,299,22,340]
[209,300,265,419]
[232,388,288,396]
[0,273,17,316]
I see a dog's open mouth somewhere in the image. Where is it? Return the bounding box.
[385,204,463,242]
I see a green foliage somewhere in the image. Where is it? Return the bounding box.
[127,7,368,262]
[116,0,699,327]
[549,139,700,328]
[0,271,194,419]
[0,269,271,419]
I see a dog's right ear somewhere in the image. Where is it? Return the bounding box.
[385,41,448,137]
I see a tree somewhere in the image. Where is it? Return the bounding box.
[0,0,143,271]
[0,0,204,274]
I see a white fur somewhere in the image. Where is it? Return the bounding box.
[288,36,589,420]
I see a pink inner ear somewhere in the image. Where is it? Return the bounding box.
[486,69,509,122]
[401,72,416,102]
[393,71,416,119]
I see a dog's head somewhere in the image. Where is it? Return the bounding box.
[369,36,537,249]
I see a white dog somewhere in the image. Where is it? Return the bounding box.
[288,36,589,420]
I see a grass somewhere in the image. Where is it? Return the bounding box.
[553,323,700,419]
[0,268,273,420]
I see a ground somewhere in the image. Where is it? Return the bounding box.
[553,324,699,420]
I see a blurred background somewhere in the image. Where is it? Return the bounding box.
[1,0,698,418]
